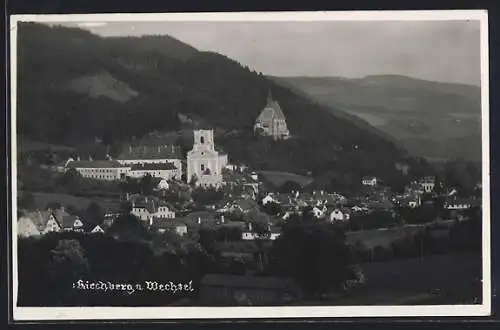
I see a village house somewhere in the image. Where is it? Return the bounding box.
[329,208,350,222]
[230,199,259,214]
[444,197,474,210]
[419,176,436,193]
[150,218,188,236]
[17,207,76,237]
[241,223,281,241]
[312,205,328,219]
[406,181,425,195]
[129,194,176,225]
[199,274,300,305]
[261,193,278,206]
[17,215,42,237]
[90,224,105,234]
[187,129,228,188]
[154,178,170,191]
[59,215,85,232]
[407,194,422,208]
[361,176,378,187]
[253,90,290,140]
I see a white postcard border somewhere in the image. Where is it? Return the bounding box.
[9,10,491,321]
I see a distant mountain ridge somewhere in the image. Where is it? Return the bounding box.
[273,75,482,163]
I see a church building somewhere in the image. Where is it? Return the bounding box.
[254,90,290,140]
[186,129,227,188]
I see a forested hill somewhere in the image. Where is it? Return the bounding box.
[17,22,424,192]
[273,75,482,164]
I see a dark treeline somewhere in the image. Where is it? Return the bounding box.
[17,209,361,306]
[350,216,482,263]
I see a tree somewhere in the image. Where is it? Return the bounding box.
[139,174,157,195]
[83,202,105,228]
[261,201,283,216]
[191,186,224,205]
[108,213,148,239]
[56,168,84,193]
[46,201,62,210]
[280,180,302,194]
[266,222,353,298]
[48,239,90,304]
[18,192,35,210]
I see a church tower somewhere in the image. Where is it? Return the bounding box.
[254,89,290,140]
[186,129,225,188]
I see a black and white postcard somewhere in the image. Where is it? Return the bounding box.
[10,10,491,320]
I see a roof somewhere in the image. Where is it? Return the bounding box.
[362,176,377,181]
[445,197,474,205]
[134,132,180,146]
[67,160,128,169]
[269,226,282,234]
[151,218,185,229]
[201,274,296,290]
[18,216,41,235]
[60,215,81,229]
[117,145,182,160]
[24,210,57,231]
[221,221,246,229]
[130,195,172,213]
[256,93,286,121]
[420,176,436,183]
[257,108,277,122]
[130,162,178,171]
[234,199,257,210]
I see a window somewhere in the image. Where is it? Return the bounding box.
[201,164,205,171]
[200,136,205,144]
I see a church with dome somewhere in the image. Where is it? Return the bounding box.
[254,90,290,140]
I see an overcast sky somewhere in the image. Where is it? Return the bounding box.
[60,20,481,86]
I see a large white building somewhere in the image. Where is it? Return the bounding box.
[64,159,181,182]
[116,143,183,175]
[66,160,131,181]
[186,129,227,188]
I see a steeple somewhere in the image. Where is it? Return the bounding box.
[266,88,273,106]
